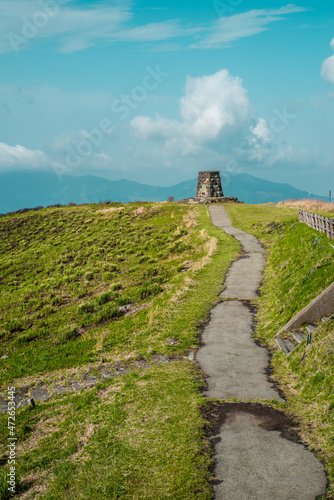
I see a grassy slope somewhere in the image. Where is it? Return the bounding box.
[225,202,334,497]
[0,202,239,499]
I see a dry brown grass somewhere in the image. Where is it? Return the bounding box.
[97,207,124,214]
[205,237,218,257]
[98,383,124,402]
[134,206,146,216]
[278,199,334,214]
[71,423,98,463]
[183,209,198,228]
[124,302,152,317]
[168,275,199,304]
[17,470,51,499]
[199,229,209,240]
[190,233,218,273]
[16,414,64,456]
[147,306,157,325]
[95,330,108,352]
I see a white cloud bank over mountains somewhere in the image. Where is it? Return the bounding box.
[321,39,334,85]
[0,142,47,171]
[130,69,272,156]
[0,64,330,192]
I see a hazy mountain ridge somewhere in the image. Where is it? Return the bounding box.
[0,171,326,214]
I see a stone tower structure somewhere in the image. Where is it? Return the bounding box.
[196,171,224,199]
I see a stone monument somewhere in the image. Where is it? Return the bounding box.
[196,171,224,199]
[189,170,240,204]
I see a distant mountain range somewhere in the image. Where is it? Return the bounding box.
[0,171,327,214]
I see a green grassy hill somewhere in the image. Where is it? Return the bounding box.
[0,201,239,499]
[1,200,334,498]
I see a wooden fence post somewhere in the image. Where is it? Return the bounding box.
[298,209,334,240]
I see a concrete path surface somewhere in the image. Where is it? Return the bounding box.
[197,300,281,400]
[210,204,265,300]
[214,405,326,500]
[196,205,327,499]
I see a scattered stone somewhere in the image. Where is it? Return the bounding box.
[119,303,133,313]
[50,384,70,396]
[17,384,32,395]
[68,381,83,392]
[125,302,151,317]
[100,371,114,380]
[134,359,149,369]
[180,261,193,272]
[16,399,29,409]
[119,305,129,313]
[81,374,98,386]
[188,352,194,361]
[0,401,8,413]
[165,337,179,346]
[152,354,170,364]
[31,387,50,402]
[321,316,330,323]
[0,353,182,411]
[1,355,8,360]
[306,324,316,333]
[117,369,130,375]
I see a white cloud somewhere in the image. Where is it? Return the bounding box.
[131,115,181,140]
[180,70,255,137]
[112,21,183,42]
[130,70,316,173]
[0,1,183,54]
[249,118,272,145]
[191,5,309,49]
[131,69,268,156]
[0,142,48,171]
[321,38,334,85]
[0,2,308,54]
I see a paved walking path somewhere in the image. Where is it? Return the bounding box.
[196,205,327,500]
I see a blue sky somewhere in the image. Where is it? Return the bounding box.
[0,0,334,194]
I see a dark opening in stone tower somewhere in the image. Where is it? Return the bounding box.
[196,171,224,198]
